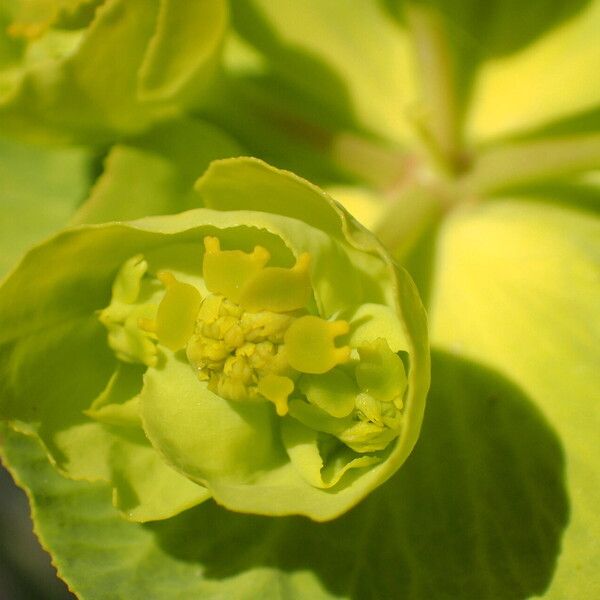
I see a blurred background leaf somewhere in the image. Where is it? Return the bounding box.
[429,199,600,598]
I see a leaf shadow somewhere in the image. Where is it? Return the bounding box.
[148,349,569,600]
[228,0,359,132]
[379,0,593,140]
[199,0,365,185]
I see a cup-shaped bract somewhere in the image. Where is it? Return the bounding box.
[0,0,228,143]
[0,158,429,521]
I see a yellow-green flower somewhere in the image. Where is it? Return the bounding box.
[0,158,429,521]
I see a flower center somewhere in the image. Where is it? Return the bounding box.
[99,240,408,451]
[143,237,351,415]
[186,294,294,412]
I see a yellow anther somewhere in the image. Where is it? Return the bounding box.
[284,316,350,374]
[223,323,245,348]
[203,236,220,254]
[258,374,294,416]
[240,311,292,342]
[239,253,312,313]
[154,271,202,352]
[202,237,270,303]
[236,343,255,358]
[204,340,229,362]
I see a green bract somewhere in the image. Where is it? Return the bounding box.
[0,0,228,143]
[0,157,429,521]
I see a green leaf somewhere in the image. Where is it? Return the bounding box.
[466,0,600,143]
[381,0,598,141]
[75,357,210,522]
[223,1,600,181]
[0,135,93,277]
[72,118,241,225]
[1,0,157,142]
[0,350,567,599]
[0,307,208,521]
[464,134,600,196]
[429,199,600,597]
[140,347,283,484]
[85,363,144,428]
[104,427,211,523]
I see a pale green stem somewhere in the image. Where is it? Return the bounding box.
[373,185,448,260]
[405,3,463,175]
[330,132,412,191]
[463,134,600,195]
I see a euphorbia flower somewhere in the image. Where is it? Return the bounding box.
[0,158,429,521]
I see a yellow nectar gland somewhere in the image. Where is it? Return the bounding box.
[139,271,202,352]
[203,237,312,313]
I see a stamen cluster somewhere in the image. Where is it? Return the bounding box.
[187,295,293,404]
